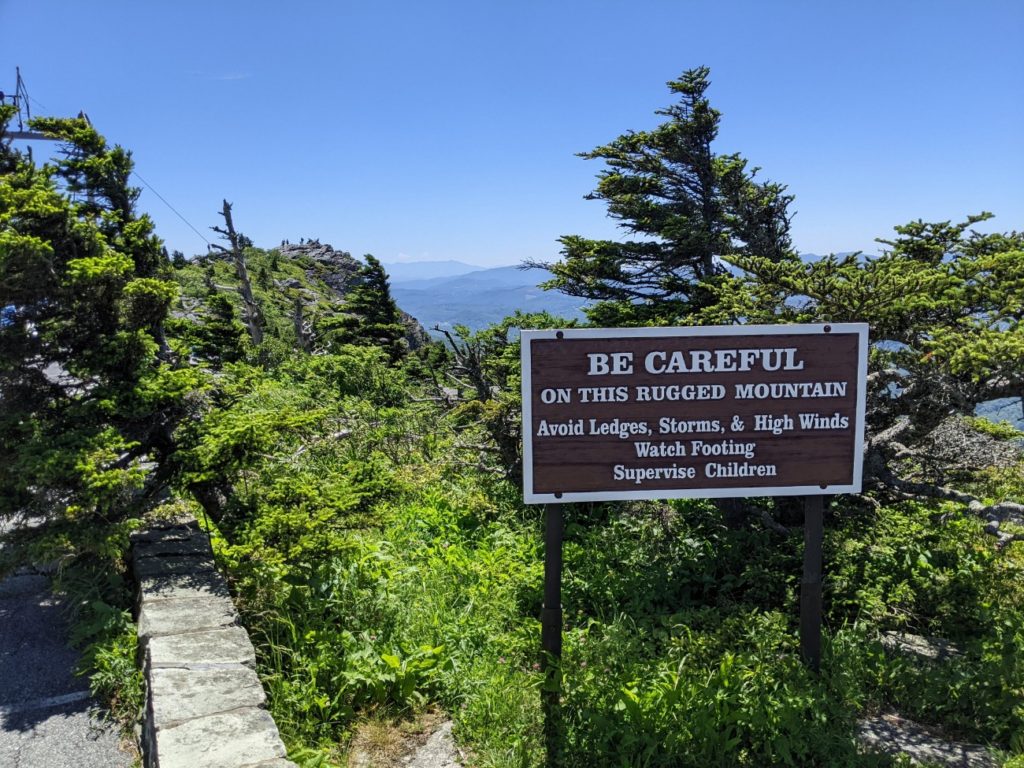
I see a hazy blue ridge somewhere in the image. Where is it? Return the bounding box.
[380,260,485,283]
[391,265,538,291]
[390,266,588,333]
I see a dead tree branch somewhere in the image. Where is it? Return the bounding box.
[211,200,264,347]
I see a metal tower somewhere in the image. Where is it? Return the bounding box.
[1,67,57,141]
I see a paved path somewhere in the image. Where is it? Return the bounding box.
[0,519,136,767]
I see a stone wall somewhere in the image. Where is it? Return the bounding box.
[132,519,296,768]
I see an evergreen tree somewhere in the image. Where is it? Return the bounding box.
[0,107,188,522]
[532,67,794,325]
[718,214,1024,541]
[325,255,406,363]
[194,292,246,367]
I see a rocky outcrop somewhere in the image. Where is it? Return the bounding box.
[278,240,431,349]
[879,631,962,662]
[279,240,361,295]
[188,239,432,351]
[924,416,1023,470]
[400,310,433,350]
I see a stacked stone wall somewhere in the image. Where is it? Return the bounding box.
[132,519,296,768]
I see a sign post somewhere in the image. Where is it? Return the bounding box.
[801,495,825,671]
[520,324,868,761]
[541,503,563,764]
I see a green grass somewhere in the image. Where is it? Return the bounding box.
[211,467,1024,765]
[185,354,1023,766]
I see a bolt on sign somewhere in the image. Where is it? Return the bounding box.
[521,324,869,504]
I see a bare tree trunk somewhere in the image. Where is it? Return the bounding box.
[292,296,312,352]
[211,200,264,346]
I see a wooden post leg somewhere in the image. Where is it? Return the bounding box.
[800,495,824,671]
[541,503,563,766]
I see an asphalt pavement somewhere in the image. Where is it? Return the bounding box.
[0,518,136,767]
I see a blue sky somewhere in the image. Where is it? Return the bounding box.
[3,1,1022,266]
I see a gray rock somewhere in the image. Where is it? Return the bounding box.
[879,632,962,662]
[925,416,1023,471]
[857,714,998,767]
[138,595,238,639]
[131,516,295,768]
[130,520,199,543]
[155,708,287,768]
[150,665,266,730]
[138,570,231,603]
[406,720,460,768]
[134,536,212,559]
[147,626,257,668]
[134,554,216,579]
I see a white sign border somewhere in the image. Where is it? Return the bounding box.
[521,323,869,505]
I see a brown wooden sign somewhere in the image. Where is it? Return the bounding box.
[521,324,868,503]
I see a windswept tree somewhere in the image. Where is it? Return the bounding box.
[0,107,189,523]
[718,214,1024,542]
[531,66,795,326]
[193,291,247,368]
[324,254,407,363]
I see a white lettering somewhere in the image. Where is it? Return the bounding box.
[613,463,697,485]
[644,350,667,374]
[735,381,847,399]
[658,417,722,435]
[641,348,806,374]
[798,412,850,430]
[588,419,651,439]
[587,353,609,376]
[587,352,633,375]
[705,462,778,478]
[536,419,584,437]
[540,387,572,404]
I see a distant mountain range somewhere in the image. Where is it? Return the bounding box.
[383,262,588,333]
[379,255,878,338]
[379,254,880,334]
[383,260,1019,436]
[380,260,486,283]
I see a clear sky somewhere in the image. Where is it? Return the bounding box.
[3,1,1022,266]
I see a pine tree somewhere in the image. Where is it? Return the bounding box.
[324,255,407,363]
[721,214,1024,542]
[532,67,794,326]
[194,292,246,367]
[0,107,187,521]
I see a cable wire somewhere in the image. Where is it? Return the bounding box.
[131,170,211,247]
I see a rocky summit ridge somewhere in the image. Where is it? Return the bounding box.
[276,239,430,348]
[175,239,430,352]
